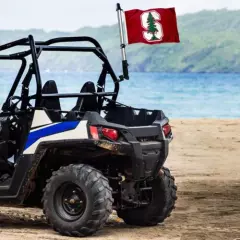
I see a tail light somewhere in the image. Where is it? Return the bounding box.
[162,123,171,137]
[90,126,119,141]
[90,126,99,140]
[101,128,118,141]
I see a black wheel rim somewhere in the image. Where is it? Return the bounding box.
[54,182,87,222]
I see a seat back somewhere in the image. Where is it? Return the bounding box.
[64,81,98,121]
[73,81,98,112]
[40,80,62,122]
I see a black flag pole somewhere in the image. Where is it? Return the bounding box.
[116,3,129,80]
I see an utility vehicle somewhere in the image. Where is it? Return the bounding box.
[0,35,177,237]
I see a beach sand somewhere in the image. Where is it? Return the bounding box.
[0,119,239,240]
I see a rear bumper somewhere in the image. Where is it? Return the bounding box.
[129,139,169,180]
[94,138,169,180]
[119,121,172,180]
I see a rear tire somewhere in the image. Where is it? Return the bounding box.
[42,164,113,237]
[117,167,177,226]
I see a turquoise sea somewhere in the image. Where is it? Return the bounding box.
[0,71,239,118]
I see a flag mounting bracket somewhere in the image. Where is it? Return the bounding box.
[116,3,129,80]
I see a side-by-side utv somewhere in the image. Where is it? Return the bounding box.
[0,35,177,237]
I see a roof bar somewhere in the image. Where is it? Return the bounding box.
[19,36,102,48]
[42,92,117,98]
[0,38,28,51]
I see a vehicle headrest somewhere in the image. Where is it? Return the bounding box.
[40,80,62,122]
[75,81,96,107]
[80,81,96,93]
[42,80,58,94]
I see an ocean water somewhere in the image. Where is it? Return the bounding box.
[0,71,239,118]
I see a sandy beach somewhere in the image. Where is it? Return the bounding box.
[0,119,239,240]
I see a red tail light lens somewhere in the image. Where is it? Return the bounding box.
[90,126,99,140]
[163,123,171,136]
[101,128,118,141]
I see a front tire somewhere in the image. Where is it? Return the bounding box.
[42,164,113,237]
[117,167,177,226]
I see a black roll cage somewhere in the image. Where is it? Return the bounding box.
[0,35,120,111]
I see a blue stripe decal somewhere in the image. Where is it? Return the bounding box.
[24,121,79,150]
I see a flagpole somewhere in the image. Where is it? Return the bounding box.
[116,3,129,80]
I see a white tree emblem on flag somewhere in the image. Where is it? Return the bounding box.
[141,11,164,42]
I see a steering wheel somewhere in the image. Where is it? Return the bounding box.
[7,96,21,111]
[5,95,33,138]
[7,95,33,112]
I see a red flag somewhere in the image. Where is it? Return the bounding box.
[124,8,180,45]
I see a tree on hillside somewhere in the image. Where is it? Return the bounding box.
[147,12,159,40]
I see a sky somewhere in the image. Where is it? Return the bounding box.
[0,0,239,31]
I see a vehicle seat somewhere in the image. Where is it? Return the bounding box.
[75,81,98,112]
[40,80,62,122]
[65,81,98,120]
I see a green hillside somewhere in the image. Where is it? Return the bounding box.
[0,9,240,73]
